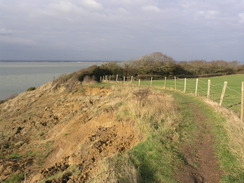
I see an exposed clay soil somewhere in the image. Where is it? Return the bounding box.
[0,83,141,182]
[175,101,222,183]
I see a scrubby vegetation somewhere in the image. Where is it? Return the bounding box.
[51,65,113,90]
[100,52,244,79]
[48,52,243,93]
[26,87,36,92]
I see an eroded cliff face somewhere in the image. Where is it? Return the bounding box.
[0,81,141,182]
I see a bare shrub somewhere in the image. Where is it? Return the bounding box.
[133,88,151,106]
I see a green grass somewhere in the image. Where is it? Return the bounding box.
[171,91,244,183]
[123,90,205,183]
[7,152,23,159]
[122,89,243,182]
[117,90,199,182]
[131,74,244,116]
[3,173,25,183]
[199,106,244,182]
[128,137,179,183]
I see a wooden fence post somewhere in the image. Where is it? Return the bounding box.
[116,74,118,81]
[184,78,187,93]
[207,79,211,99]
[195,78,199,96]
[123,76,125,83]
[219,81,228,106]
[174,76,177,90]
[164,77,167,89]
[150,77,153,86]
[241,81,244,122]
[138,79,141,86]
[130,76,133,84]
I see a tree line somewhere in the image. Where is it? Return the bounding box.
[100,52,244,79]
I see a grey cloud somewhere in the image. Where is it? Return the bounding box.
[239,13,244,23]
[0,28,13,35]
[0,0,243,62]
[141,5,160,12]
[0,36,35,45]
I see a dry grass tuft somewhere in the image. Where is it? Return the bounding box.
[88,85,179,182]
[89,155,139,183]
[109,85,178,135]
[82,76,97,85]
[133,88,151,106]
[52,73,79,91]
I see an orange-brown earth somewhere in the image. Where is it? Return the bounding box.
[0,82,141,182]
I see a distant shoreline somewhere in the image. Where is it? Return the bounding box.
[0,61,110,100]
[0,60,107,63]
[0,60,122,63]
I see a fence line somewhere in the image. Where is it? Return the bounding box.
[198,79,208,85]
[101,75,244,121]
[219,81,228,106]
[241,82,244,121]
[207,80,211,99]
[226,86,242,95]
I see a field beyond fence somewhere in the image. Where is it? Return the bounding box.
[101,74,244,121]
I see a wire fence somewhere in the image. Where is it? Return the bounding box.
[101,75,244,121]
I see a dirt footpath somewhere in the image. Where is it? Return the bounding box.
[175,100,222,183]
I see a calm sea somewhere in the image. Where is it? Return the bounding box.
[0,61,104,100]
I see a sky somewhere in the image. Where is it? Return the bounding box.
[0,0,244,62]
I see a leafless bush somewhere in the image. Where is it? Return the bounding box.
[133,88,151,106]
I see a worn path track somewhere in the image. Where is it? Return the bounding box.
[174,94,222,183]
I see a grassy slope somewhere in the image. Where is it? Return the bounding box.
[109,87,243,182]
[133,74,244,115]
[171,91,244,182]
[126,90,200,182]
[3,80,242,182]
